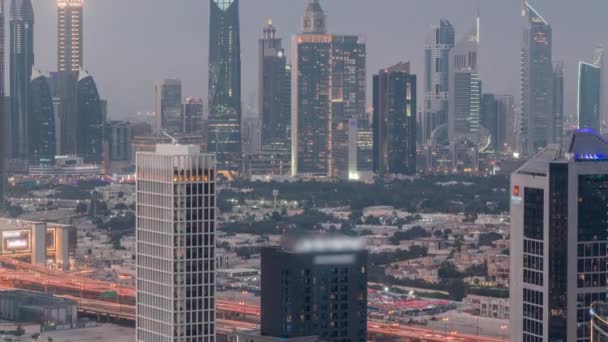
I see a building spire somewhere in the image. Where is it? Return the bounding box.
[302,0,326,34]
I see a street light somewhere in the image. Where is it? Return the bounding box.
[500,324,508,342]
[443,317,449,340]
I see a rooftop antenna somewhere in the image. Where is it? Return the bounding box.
[162,131,178,145]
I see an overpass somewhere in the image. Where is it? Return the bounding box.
[0,257,503,341]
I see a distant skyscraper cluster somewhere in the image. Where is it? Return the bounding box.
[1,0,105,172]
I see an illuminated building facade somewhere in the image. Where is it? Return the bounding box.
[57,0,83,72]
[29,70,56,165]
[518,1,554,157]
[208,0,242,172]
[136,144,216,342]
[155,79,183,134]
[373,62,417,176]
[261,235,367,341]
[510,130,608,342]
[291,0,366,177]
[0,219,74,270]
[259,20,291,153]
[9,0,34,160]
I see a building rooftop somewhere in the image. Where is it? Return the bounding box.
[516,130,608,176]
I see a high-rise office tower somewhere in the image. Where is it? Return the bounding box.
[9,0,34,160]
[57,0,83,72]
[423,19,455,144]
[259,20,291,153]
[29,70,56,165]
[183,97,204,135]
[208,0,241,172]
[292,0,366,177]
[261,234,368,341]
[518,1,553,157]
[155,79,183,134]
[553,62,565,147]
[50,71,78,156]
[578,54,602,132]
[136,144,216,342]
[76,70,103,163]
[510,129,608,342]
[106,120,132,161]
[373,62,417,176]
[481,94,514,152]
[598,47,607,131]
[448,15,481,146]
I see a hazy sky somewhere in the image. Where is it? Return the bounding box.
[31,0,607,120]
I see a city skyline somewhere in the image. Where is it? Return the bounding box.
[26,0,608,121]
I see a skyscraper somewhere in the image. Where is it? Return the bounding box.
[9,0,34,160]
[372,62,417,176]
[155,79,182,134]
[578,58,601,132]
[208,0,241,172]
[259,20,291,153]
[292,0,366,177]
[510,129,608,342]
[553,62,565,146]
[76,70,103,163]
[423,19,455,144]
[106,120,132,162]
[481,94,514,153]
[261,234,367,341]
[29,70,56,165]
[518,1,553,157]
[57,0,83,72]
[136,144,216,342]
[183,97,204,135]
[448,15,481,146]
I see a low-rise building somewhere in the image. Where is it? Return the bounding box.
[464,295,509,320]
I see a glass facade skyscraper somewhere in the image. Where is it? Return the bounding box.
[155,79,183,134]
[208,0,241,172]
[29,71,56,165]
[578,62,601,132]
[259,21,291,153]
[518,1,554,157]
[372,62,417,176]
[76,71,103,163]
[423,19,454,144]
[9,0,34,160]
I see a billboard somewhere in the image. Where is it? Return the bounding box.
[2,230,31,253]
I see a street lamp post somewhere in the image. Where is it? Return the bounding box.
[500,324,508,342]
[443,317,449,340]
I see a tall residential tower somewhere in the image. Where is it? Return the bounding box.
[136,144,216,342]
[208,0,242,172]
[57,0,83,72]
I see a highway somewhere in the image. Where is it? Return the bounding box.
[0,257,503,341]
